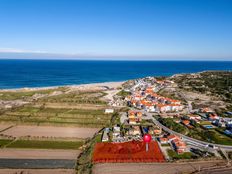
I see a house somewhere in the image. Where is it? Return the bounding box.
[187,114,201,123]
[156,104,183,113]
[153,127,162,135]
[171,104,184,111]
[128,110,137,116]
[170,99,181,105]
[200,107,214,113]
[129,117,137,124]
[159,137,168,144]
[208,113,219,121]
[156,104,169,112]
[128,111,143,124]
[182,120,190,125]
[181,120,193,128]
[167,135,179,143]
[137,112,143,122]
[171,138,187,154]
[113,126,120,137]
[102,128,110,142]
[129,126,141,136]
[144,103,157,112]
[213,119,226,127]
[105,109,114,114]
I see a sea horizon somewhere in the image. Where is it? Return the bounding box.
[0,59,232,89]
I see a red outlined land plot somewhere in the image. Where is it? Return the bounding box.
[93,141,165,163]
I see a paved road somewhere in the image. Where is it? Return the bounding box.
[0,148,80,160]
[0,159,75,169]
[140,110,232,151]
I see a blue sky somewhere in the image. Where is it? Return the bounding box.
[0,0,232,60]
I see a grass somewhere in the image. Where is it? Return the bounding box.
[18,107,41,113]
[157,116,232,146]
[204,130,232,145]
[0,88,61,100]
[0,90,112,128]
[117,90,131,98]
[228,152,232,160]
[40,91,107,105]
[158,117,188,134]
[199,121,212,125]
[0,139,13,148]
[167,149,195,160]
[76,133,102,174]
[161,144,170,147]
[2,107,112,127]
[7,139,84,149]
[187,127,232,145]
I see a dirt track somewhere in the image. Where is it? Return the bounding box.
[93,161,227,174]
[0,124,13,131]
[1,125,99,138]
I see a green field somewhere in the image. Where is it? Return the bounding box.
[0,139,12,147]
[6,139,83,149]
[0,90,113,128]
[0,88,66,100]
[187,127,232,145]
[167,149,195,160]
[39,91,107,105]
[157,117,232,146]
[1,107,111,127]
[158,117,188,134]
[204,130,232,145]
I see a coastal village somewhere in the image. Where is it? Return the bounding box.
[95,76,232,163]
[0,72,232,174]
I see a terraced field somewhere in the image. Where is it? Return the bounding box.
[1,107,110,127]
[0,83,122,172]
[0,90,113,128]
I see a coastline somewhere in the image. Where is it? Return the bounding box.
[0,81,124,92]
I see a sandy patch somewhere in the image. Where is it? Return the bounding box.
[0,124,14,132]
[2,125,99,138]
[42,103,107,110]
[0,81,124,92]
[0,148,80,159]
[0,169,75,174]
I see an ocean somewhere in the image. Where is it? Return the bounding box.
[0,59,231,89]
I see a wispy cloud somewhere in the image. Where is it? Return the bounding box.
[0,48,47,54]
[0,47,231,61]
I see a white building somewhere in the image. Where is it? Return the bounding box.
[105,109,114,114]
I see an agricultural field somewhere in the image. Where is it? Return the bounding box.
[0,89,114,128]
[1,125,99,139]
[0,83,126,173]
[0,107,111,127]
[0,88,65,101]
[5,139,83,150]
[167,149,196,160]
[0,82,123,173]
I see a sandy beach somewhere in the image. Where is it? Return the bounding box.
[0,81,124,92]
